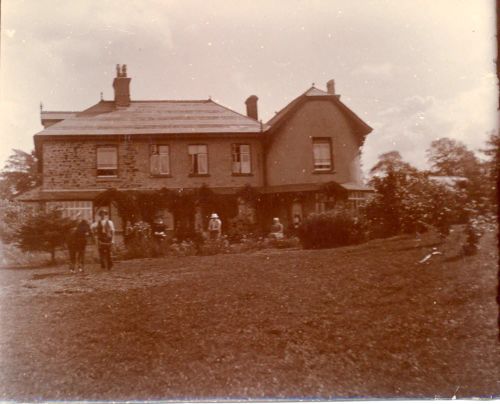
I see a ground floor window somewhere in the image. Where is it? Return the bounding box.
[315,193,335,213]
[347,191,367,211]
[46,201,93,222]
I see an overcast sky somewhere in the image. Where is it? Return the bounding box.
[0,0,497,176]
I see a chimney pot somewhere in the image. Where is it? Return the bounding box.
[326,79,335,95]
[113,64,131,107]
[245,95,259,121]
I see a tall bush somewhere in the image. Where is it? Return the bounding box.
[298,209,366,249]
[15,209,76,263]
[365,151,465,238]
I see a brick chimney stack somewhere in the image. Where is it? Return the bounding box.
[326,79,335,95]
[245,95,259,121]
[113,64,131,107]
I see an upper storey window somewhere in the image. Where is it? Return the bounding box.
[232,144,251,174]
[188,144,208,175]
[312,138,333,171]
[97,146,118,177]
[150,145,170,176]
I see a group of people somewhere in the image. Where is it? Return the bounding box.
[67,209,115,273]
[67,210,302,272]
[208,213,300,240]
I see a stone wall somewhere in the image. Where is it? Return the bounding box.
[42,137,264,191]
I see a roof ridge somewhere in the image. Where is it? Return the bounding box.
[129,99,211,103]
[41,111,79,114]
[208,99,262,125]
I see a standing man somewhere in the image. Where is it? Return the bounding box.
[92,209,115,271]
[208,213,222,240]
[152,216,167,256]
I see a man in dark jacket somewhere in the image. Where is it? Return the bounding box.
[92,209,115,271]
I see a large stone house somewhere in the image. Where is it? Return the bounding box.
[19,65,372,235]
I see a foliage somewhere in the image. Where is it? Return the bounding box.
[0,149,41,199]
[480,130,499,210]
[426,137,480,178]
[15,208,76,263]
[366,151,463,238]
[236,184,262,204]
[427,137,493,214]
[0,199,33,244]
[298,209,366,249]
[460,214,490,256]
[123,221,154,259]
[167,239,198,256]
[197,237,231,256]
[370,151,415,176]
[226,211,259,242]
[95,185,222,240]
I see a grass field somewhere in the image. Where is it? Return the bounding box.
[0,226,498,400]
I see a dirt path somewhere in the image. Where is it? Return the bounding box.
[0,228,498,400]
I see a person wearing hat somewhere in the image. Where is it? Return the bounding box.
[208,213,222,240]
[92,209,115,270]
[152,216,167,256]
[269,217,284,240]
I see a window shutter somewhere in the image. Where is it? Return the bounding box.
[240,145,251,173]
[150,154,160,175]
[198,152,208,174]
[159,153,169,174]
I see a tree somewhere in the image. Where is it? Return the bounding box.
[0,199,33,244]
[16,209,76,263]
[0,149,41,199]
[480,130,499,209]
[365,151,461,238]
[427,137,495,214]
[426,137,480,178]
[370,151,416,177]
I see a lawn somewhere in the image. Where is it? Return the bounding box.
[0,226,498,400]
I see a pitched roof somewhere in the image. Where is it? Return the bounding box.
[267,86,372,138]
[35,99,265,137]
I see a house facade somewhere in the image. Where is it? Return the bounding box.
[19,65,373,235]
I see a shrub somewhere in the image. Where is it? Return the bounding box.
[461,215,488,256]
[267,237,301,249]
[298,210,366,249]
[15,208,76,263]
[123,221,154,259]
[167,239,198,256]
[197,237,231,256]
[0,199,33,244]
[226,214,259,242]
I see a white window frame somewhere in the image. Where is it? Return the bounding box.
[97,146,118,177]
[313,138,333,171]
[46,201,93,222]
[348,191,368,211]
[150,144,170,175]
[232,144,251,174]
[188,144,208,175]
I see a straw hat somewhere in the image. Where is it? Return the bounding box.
[210,213,219,219]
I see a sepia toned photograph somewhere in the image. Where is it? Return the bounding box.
[0,0,498,401]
